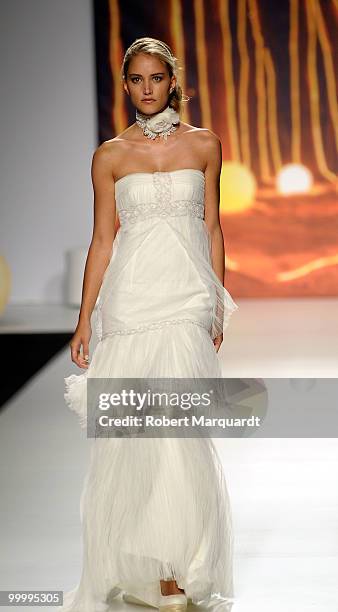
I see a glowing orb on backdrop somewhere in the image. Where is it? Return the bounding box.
[276,164,313,195]
[220,162,256,213]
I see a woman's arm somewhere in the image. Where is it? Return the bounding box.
[203,132,225,286]
[70,142,117,368]
[78,144,117,323]
[203,131,225,351]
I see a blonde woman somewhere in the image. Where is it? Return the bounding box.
[59,37,238,612]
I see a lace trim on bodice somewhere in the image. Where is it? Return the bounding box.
[118,199,204,224]
[117,172,204,225]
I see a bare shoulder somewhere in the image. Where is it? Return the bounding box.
[90,141,112,172]
[95,129,132,157]
[197,127,221,150]
[92,129,134,175]
[181,123,220,144]
[205,131,222,173]
[201,129,222,171]
[182,125,221,159]
[184,126,222,172]
[103,124,138,148]
[92,139,115,160]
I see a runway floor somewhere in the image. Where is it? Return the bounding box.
[1,298,337,611]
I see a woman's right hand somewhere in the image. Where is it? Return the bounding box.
[69,319,92,369]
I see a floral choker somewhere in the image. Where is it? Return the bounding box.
[135,105,180,141]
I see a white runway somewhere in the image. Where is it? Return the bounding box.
[0,298,337,611]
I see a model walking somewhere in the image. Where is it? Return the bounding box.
[59,37,238,612]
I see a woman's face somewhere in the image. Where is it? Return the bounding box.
[124,52,176,115]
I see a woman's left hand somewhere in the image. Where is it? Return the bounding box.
[213,333,223,352]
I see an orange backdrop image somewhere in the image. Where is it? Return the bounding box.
[94,0,338,297]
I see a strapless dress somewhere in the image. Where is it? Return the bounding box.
[59,169,238,612]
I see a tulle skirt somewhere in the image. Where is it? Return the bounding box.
[59,323,235,611]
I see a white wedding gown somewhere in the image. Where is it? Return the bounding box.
[59,169,239,611]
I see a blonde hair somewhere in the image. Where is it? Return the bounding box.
[121,37,189,114]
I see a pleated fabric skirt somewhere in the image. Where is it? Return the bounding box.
[59,322,235,611]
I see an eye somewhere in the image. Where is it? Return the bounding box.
[130,76,163,83]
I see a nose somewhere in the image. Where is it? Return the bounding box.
[143,81,152,94]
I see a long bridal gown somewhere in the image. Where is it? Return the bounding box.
[59,168,239,612]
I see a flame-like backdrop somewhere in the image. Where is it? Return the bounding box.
[94,0,338,297]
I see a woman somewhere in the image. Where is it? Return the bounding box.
[60,37,238,612]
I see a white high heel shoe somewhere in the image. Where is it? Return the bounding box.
[158,593,188,612]
[122,593,158,608]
